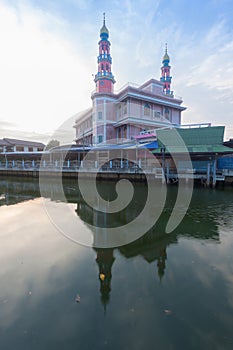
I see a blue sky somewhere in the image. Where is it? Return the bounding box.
[0,0,233,142]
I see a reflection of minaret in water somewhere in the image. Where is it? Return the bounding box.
[157,247,167,282]
[118,230,169,282]
[95,248,115,312]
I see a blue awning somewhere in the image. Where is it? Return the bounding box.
[140,141,158,149]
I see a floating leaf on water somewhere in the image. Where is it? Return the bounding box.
[164,309,172,315]
[75,294,81,303]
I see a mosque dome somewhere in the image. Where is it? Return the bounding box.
[100,13,109,39]
[162,44,170,62]
[163,52,170,61]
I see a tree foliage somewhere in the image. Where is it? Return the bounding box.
[45,139,60,150]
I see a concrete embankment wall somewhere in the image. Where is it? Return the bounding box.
[1,169,233,186]
[0,169,147,182]
[224,176,233,185]
[0,169,39,177]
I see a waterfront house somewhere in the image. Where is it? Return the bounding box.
[152,125,233,185]
[0,138,45,169]
[0,138,45,153]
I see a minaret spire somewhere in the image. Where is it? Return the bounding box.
[160,43,173,96]
[95,248,115,312]
[164,43,168,57]
[94,14,115,93]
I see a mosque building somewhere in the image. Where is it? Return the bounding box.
[74,14,186,146]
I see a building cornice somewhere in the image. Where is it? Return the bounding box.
[92,86,185,110]
[119,91,186,110]
[113,116,178,128]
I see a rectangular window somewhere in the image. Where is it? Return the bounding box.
[144,103,151,117]
[164,107,170,120]
[98,135,103,143]
[6,146,13,152]
[98,111,103,120]
[123,101,127,115]
[154,111,161,119]
[28,147,33,152]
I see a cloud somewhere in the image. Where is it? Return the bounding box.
[167,18,233,136]
[0,0,232,141]
[176,20,233,94]
[0,121,17,129]
[66,0,92,10]
[0,1,93,138]
[0,126,51,144]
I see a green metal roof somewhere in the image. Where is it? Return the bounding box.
[156,126,224,147]
[152,126,233,154]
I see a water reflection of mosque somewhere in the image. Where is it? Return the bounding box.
[1,177,226,310]
[93,230,171,310]
[76,199,220,310]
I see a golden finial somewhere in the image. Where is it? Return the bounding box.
[163,43,170,61]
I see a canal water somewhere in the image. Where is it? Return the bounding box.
[0,177,233,350]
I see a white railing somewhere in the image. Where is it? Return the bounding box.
[179,123,211,129]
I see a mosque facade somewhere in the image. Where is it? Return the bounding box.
[74,15,186,146]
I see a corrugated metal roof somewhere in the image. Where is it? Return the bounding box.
[51,141,159,152]
[151,126,233,154]
[0,139,12,146]
[156,126,225,147]
[3,138,45,148]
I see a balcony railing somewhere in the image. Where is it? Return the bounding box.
[76,127,93,138]
[115,112,171,124]
[95,71,114,79]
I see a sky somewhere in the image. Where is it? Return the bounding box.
[0,0,233,143]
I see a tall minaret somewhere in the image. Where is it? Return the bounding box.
[160,44,173,96]
[94,13,115,93]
